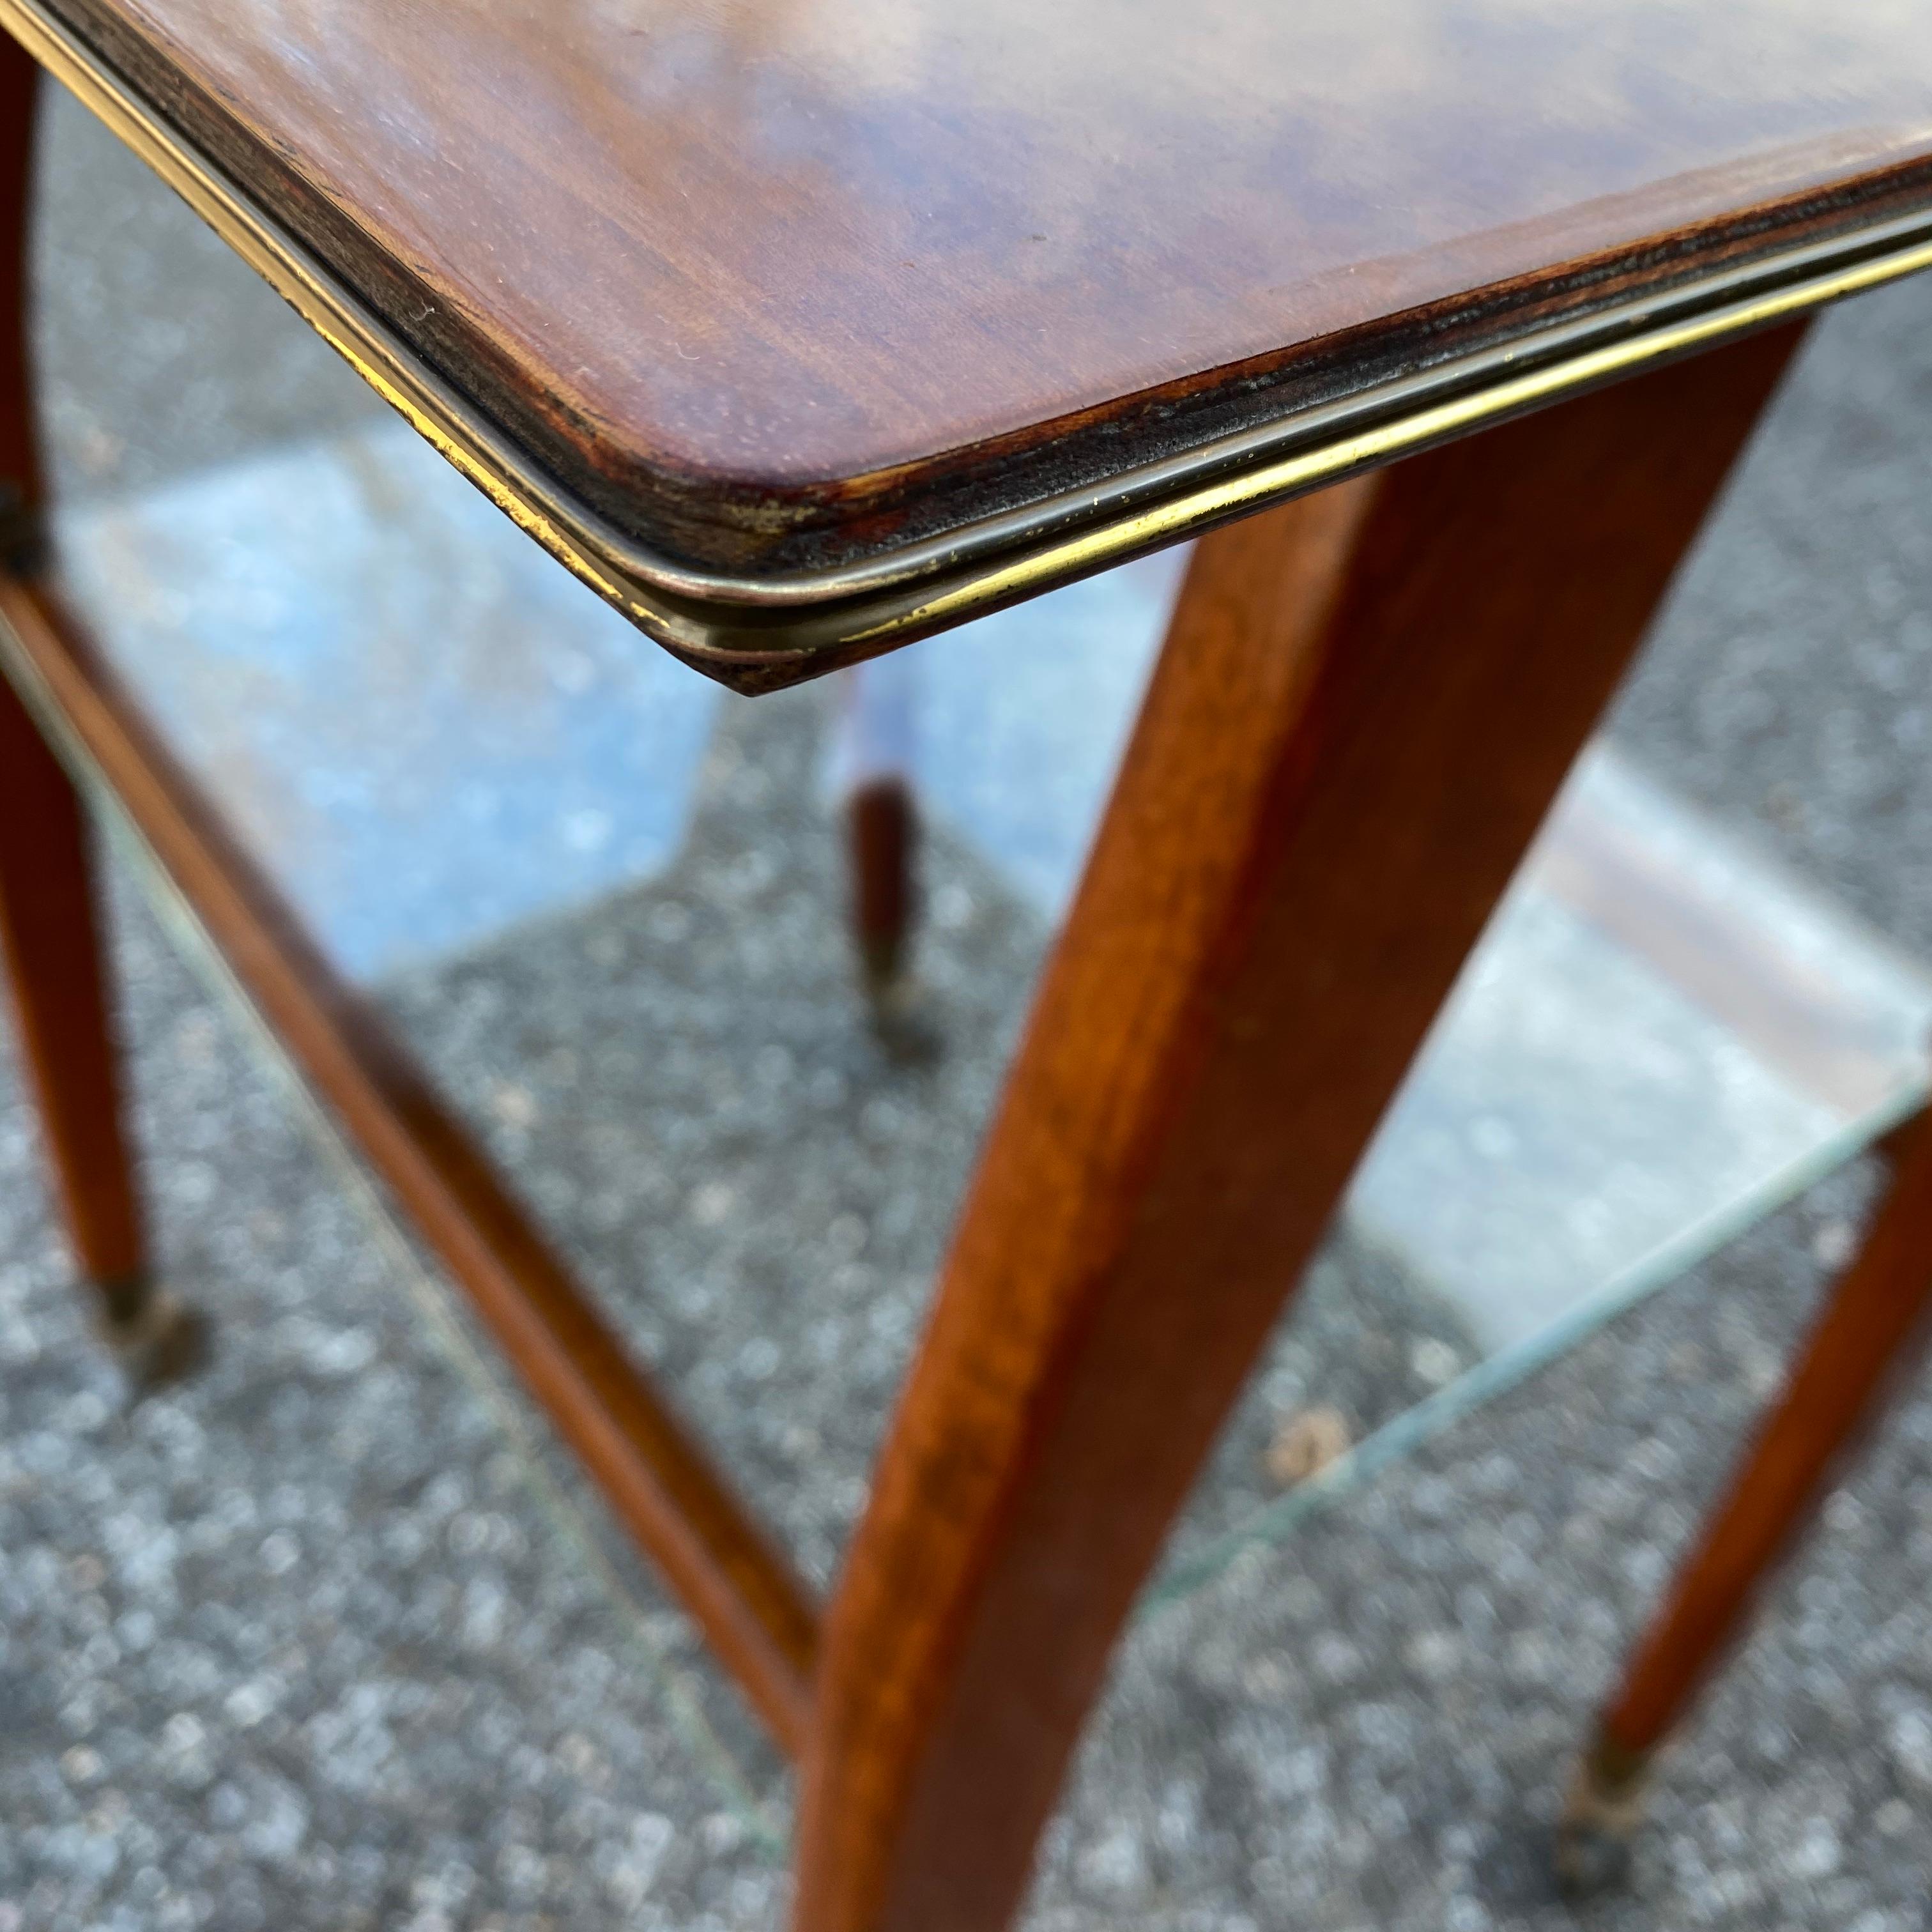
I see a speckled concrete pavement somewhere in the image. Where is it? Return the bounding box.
[4,83,1932,1932]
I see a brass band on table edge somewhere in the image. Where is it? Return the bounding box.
[10,0,1932,689]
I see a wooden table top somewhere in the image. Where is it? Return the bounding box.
[13,0,1932,679]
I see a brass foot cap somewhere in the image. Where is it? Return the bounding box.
[97,1282,210,1392]
[1554,1733,1653,1897]
[862,965,941,1064]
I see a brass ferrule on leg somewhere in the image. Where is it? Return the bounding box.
[94,1276,208,1389]
[1554,1726,1655,1896]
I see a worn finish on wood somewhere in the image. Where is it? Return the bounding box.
[796,323,1805,1932]
[21,0,1932,572]
[0,579,822,1753]
[1595,1103,1932,1764]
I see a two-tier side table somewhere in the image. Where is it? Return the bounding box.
[4,4,1932,1926]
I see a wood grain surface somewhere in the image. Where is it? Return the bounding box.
[796,322,1805,1932]
[0,673,147,1312]
[22,0,1932,572]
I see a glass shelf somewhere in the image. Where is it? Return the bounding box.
[47,410,1932,1836]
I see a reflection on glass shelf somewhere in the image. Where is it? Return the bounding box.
[1354,742,1932,1355]
[52,415,1932,1650]
[56,425,723,979]
[1153,744,1932,1605]
[56,418,1186,976]
[905,546,1184,917]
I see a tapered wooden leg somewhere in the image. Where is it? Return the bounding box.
[849,777,916,995]
[1560,1105,1932,1890]
[836,655,920,1011]
[0,673,148,1308]
[1,37,174,1370]
[793,323,1806,1932]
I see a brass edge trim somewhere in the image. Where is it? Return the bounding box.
[10,0,1932,669]
[873,230,1932,637]
[1,0,656,622]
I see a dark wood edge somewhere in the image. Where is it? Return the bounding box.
[27,0,1932,579]
[0,571,822,1754]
